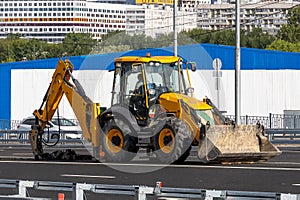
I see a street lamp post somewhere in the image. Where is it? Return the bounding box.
[173,0,177,56]
[235,0,241,125]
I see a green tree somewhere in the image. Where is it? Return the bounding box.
[11,38,29,61]
[184,28,211,44]
[46,43,65,58]
[152,33,173,48]
[276,6,300,43]
[266,39,300,52]
[62,33,97,56]
[0,34,18,62]
[244,28,275,49]
[93,32,132,53]
[0,39,10,63]
[178,32,195,45]
[267,6,300,52]
[101,30,124,42]
[7,33,21,40]
[208,29,236,46]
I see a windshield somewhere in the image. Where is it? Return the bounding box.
[144,62,185,94]
[111,61,187,106]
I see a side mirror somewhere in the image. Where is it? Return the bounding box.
[187,62,196,72]
[186,87,194,93]
[186,87,194,97]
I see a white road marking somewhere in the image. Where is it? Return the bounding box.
[282,150,300,153]
[12,153,34,156]
[265,161,300,165]
[0,160,300,171]
[0,156,32,159]
[61,174,116,179]
[292,183,300,187]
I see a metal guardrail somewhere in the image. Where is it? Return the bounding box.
[0,179,299,200]
[0,119,80,130]
[226,114,300,129]
[1,114,300,130]
[1,129,299,145]
[0,130,84,144]
[265,129,300,144]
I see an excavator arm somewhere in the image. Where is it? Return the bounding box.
[29,59,101,160]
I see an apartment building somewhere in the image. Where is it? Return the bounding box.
[0,0,197,42]
[0,0,298,42]
[195,1,299,35]
[0,0,134,43]
[126,4,197,38]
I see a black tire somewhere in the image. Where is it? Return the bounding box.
[101,119,138,162]
[153,117,192,164]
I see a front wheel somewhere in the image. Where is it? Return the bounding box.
[153,117,192,164]
[100,119,138,163]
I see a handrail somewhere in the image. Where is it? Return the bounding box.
[1,129,299,144]
[1,113,300,130]
[0,179,298,200]
[0,130,84,144]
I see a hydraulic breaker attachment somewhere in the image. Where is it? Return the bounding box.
[198,124,281,163]
[29,124,44,160]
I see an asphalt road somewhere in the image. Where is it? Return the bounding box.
[0,144,299,199]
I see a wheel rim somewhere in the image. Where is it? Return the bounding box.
[106,128,124,153]
[158,128,175,154]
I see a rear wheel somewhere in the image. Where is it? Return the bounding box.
[153,117,192,164]
[101,119,138,162]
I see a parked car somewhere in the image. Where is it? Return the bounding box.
[17,116,82,140]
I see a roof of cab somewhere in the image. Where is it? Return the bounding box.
[114,55,181,64]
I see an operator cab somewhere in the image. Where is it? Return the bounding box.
[112,55,191,126]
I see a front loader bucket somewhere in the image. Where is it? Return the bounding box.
[198,125,281,163]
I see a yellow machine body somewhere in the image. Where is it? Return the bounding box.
[29,55,281,163]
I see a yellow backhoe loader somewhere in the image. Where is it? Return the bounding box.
[29,55,281,163]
